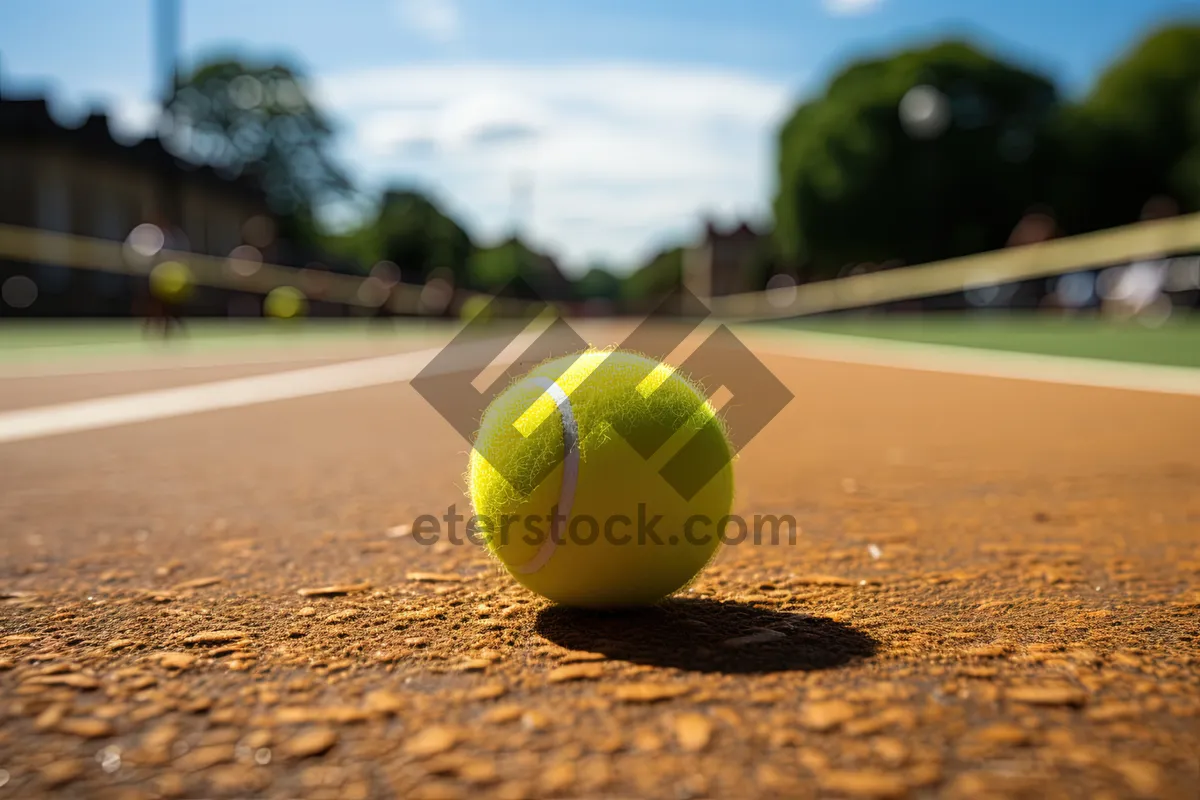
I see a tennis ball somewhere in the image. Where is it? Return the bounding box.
[264,286,307,319]
[149,260,194,304]
[468,348,734,608]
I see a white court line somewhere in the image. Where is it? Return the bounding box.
[0,331,541,445]
[2,325,1197,446]
[738,326,1200,397]
[0,338,445,379]
[0,349,362,378]
[0,349,437,445]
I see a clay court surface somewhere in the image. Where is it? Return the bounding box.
[1,322,1197,799]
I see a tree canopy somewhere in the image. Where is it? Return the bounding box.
[165,25,1200,304]
[467,237,574,300]
[165,58,351,244]
[1062,24,1200,228]
[574,266,622,303]
[774,41,1060,279]
[621,246,684,307]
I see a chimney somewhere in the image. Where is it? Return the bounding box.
[82,111,111,139]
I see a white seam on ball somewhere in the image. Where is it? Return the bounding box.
[516,377,579,575]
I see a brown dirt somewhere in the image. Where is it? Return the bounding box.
[1,339,1198,799]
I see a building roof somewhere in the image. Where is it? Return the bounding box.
[702,218,764,242]
[0,94,269,203]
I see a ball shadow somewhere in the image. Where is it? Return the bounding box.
[535,597,878,674]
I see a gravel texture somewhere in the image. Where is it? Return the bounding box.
[1,341,1198,799]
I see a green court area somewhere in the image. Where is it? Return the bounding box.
[3,314,1199,370]
[0,319,430,363]
[773,313,1200,369]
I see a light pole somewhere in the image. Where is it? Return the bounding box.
[510,170,534,239]
[154,0,183,230]
[508,170,534,299]
[155,0,181,112]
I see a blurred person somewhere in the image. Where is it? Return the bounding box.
[140,283,186,339]
[994,206,1059,312]
[138,214,191,340]
[1100,195,1177,321]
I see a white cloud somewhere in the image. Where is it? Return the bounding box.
[394,0,461,43]
[823,0,884,16]
[316,62,793,270]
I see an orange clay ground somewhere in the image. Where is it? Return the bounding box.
[0,325,1197,800]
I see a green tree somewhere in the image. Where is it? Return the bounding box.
[323,189,474,285]
[468,240,522,291]
[374,190,472,284]
[1063,24,1200,229]
[773,41,1060,278]
[621,246,683,306]
[574,265,622,303]
[165,57,351,244]
[468,237,571,300]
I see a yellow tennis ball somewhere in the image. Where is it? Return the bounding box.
[264,286,307,319]
[468,348,734,608]
[149,261,194,303]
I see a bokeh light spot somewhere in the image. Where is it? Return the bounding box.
[241,215,277,249]
[125,223,165,261]
[228,75,265,110]
[227,245,263,278]
[1165,257,1200,292]
[264,286,307,319]
[2,275,38,309]
[357,277,390,307]
[459,294,493,323]
[370,261,402,287]
[149,261,195,303]
[900,85,950,140]
[1055,272,1096,308]
[766,273,798,309]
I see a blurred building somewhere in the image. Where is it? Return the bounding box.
[683,219,766,301]
[0,91,280,316]
[482,236,574,303]
[524,246,573,303]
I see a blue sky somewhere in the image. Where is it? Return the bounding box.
[2,0,1196,273]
